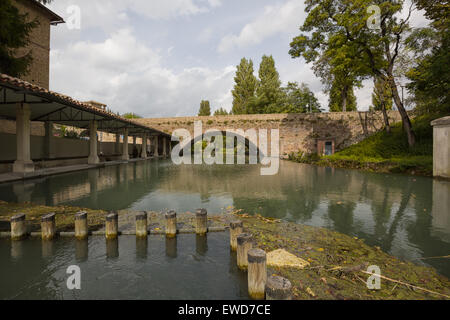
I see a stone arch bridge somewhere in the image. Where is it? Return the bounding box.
[137,111,403,158]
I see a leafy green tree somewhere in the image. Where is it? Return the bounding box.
[309,43,362,113]
[231,58,257,114]
[198,100,211,116]
[213,107,229,116]
[256,55,285,114]
[283,82,322,113]
[122,112,143,119]
[290,0,417,147]
[328,79,357,112]
[371,76,393,132]
[406,0,450,115]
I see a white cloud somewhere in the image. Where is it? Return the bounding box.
[50,29,234,117]
[217,0,305,53]
[48,0,222,32]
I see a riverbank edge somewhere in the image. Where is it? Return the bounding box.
[285,155,433,177]
[0,201,448,300]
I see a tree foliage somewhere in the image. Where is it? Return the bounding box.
[282,82,322,113]
[122,113,143,119]
[198,100,211,116]
[328,80,357,112]
[406,0,450,115]
[289,0,417,146]
[213,107,229,116]
[0,0,55,77]
[371,76,393,111]
[231,58,257,115]
[0,0,39,77]
[254,55,285,114]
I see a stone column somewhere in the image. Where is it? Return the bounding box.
[13,103,34,173]
[141,133,147,159]
[154,136,159,157]
[115,133,121,155]
[97,131,102,156]
[88,120,100,164]
[122,128,129,161]
[44,121,55,159]
[163,137,167,157]
[431,116,450,179]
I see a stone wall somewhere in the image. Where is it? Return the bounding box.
[12,0,53,89]
[136,111,403,156]
[0,132,140,173]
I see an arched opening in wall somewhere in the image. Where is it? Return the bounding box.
[178,130,264,164]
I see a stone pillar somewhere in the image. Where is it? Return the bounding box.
[122,128,129,161]
[88,120,100,164]
[44,121,55,159]
[115,133,121,155]
[431,117,450,179]
[13,103,34,173]
[154,136,159,157]
[432,179,450,239]
[163,137,167,157]
[97,131,102,156]
[141,133,147,158]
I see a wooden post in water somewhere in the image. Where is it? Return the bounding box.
[11,213,27,240]
[248,248,267,300]
[265,275,292,300]
[105,212,118,240]
[229,220,243,251]
[165,210,177,238]
[195,208,207,236]
[41,213,56,240]
[136,212,148,238]
[237,233,252,270]
[75,211,88,240]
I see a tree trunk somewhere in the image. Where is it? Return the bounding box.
[388,77,415,146]
[381,103,391,134]
[342,85,348,112]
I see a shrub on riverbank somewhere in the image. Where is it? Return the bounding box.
[290,113,446,176]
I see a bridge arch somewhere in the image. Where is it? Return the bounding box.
[175,129,265,161]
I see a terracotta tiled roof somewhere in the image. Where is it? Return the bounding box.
[0,73,167,136]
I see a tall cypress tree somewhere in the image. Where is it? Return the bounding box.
[231,58,257,115]
[198,100,211,116]
[256,55,284,113]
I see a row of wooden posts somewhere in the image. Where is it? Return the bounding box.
[10,210,292,300]
[230,220,292,300]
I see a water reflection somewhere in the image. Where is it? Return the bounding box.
[75,239,88,262]
[165,237,177,259]
[11,241,23,260]
[195,235,208,256]
[42,240,54,258]
[106,239,119,259]
[0,234,247,299]
[0,160,449,277]
[136,238,148,260]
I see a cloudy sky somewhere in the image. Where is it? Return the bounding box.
[47,0,429,118]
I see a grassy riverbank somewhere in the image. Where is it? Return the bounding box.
[0,201,449,300]
[289,113,446,176]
